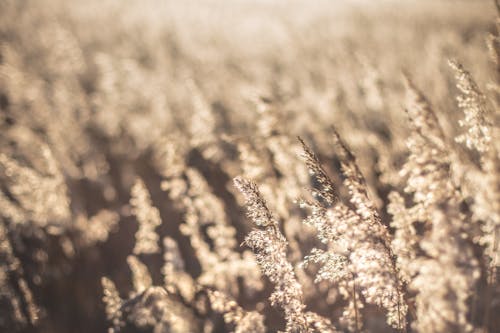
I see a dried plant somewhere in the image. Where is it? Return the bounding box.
[206,289,266,333]
[390,75,482,333]
[449,60,493,153]
[130,179,162,254]
[299,136,406,332]
[234,176,309,331]
[234,176,338,333]
[0,221,39,328]
[0,1,498,332]
[101,277,123,333]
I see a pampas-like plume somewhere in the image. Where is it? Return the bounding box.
[298,137,336,206]
[234,176,308,332]
[130,179,162,254]
[393,76,480,333]
[299,136,407,331]
[234,176,338,333]
[0,222,39,327]
[207,289,266,333]
[127,255,153,295]
[0,148,70,227]
[162,236,196,301]
[449,60,492,153]
[101,277,123,333]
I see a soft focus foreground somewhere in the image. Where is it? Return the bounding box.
[0,0,499,332]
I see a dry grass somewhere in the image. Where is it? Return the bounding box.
[0,0,498,332]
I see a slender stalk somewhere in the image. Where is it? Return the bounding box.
[352,278,359,333]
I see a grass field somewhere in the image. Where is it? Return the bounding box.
[0,0,498,332]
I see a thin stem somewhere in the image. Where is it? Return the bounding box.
[352,279,359,333]
[482,231,498,332]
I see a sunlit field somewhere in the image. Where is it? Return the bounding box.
[0,0,498,332]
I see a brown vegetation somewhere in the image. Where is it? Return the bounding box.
[0,0,498,332]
